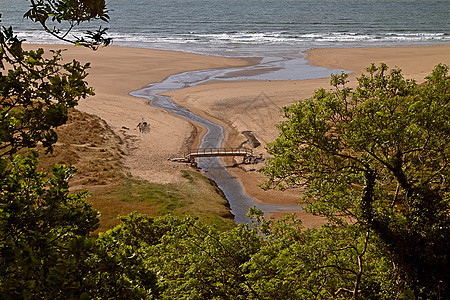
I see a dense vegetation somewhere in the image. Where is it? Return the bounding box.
[1,1,448,299]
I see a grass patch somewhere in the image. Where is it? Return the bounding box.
[89,171,235,232]
[181,169,194,182]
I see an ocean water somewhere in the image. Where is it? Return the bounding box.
[2,0,449,57]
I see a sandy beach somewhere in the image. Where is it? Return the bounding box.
[24,44,450,225]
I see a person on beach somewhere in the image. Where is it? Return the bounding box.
[137,118,148,133]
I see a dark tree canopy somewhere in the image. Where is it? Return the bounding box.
[0,153,99,298]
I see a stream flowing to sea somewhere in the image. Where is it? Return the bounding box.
[130,57,344,224]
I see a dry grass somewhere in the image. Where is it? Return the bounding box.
[37,109,235,233]
[38,109,124,188]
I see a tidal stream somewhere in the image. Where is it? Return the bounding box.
[130,53,343,224]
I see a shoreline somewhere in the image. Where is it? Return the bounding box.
[23,44,450,226]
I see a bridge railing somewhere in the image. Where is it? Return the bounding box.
[187,147,253,158]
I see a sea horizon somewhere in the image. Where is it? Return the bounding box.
[2,0,449,59]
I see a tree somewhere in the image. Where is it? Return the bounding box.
[245,214,400,300]
[143,214,263,299]
[0,155,159,298]
[0,39,94,156]
[24,0,111,49]
[99,211,401,299]
[1,0,110,157]
[0,152,100,298]
[262,64,450,299]
[0,1,126,298]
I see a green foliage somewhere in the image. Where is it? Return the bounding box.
[97,213,265,299]
[1,0,110,156]
[247,221,399,299]
[152,221,262,299]
[0,152,99,297]
[85,213,161,299]
[0,155,159,299]
[23,0,111,48]
[0,40,95,156]
[262,64,450,299]
[0,1,144,298]
[91,212,401,299]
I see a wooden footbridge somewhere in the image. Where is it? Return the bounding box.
[187,147,252,159]
[170,147,261,165]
